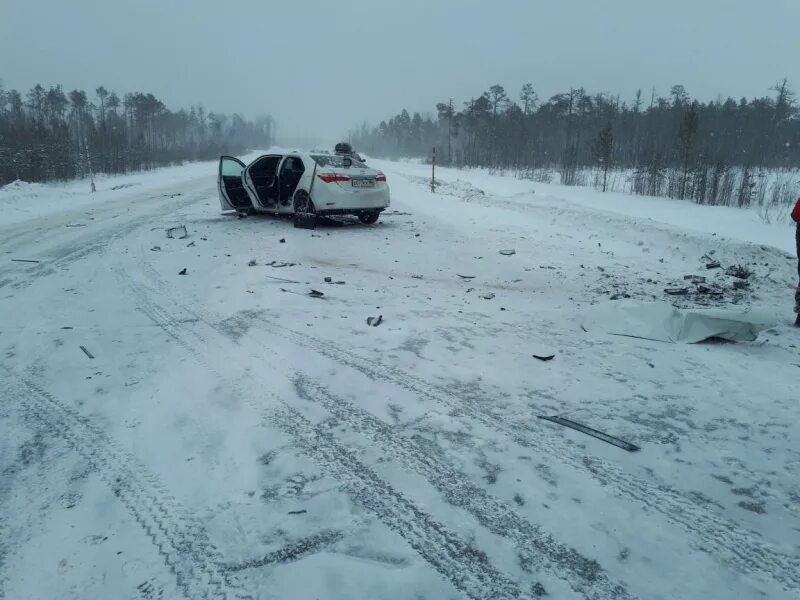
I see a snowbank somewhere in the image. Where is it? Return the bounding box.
[372,159,798,256]
[0,151,265,229]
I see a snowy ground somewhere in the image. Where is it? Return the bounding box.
[1,154,799,600]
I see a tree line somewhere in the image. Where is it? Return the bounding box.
[350,80,800,207]
[0,80,274,185]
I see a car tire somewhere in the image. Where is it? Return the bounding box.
[293,191,315,216]
[358,211,380,225]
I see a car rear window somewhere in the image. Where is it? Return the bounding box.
[311,154,367,168]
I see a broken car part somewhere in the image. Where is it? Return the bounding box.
[538,415,640,452]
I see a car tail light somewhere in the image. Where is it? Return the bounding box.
[318,173,350,183]
[376,173,387,182]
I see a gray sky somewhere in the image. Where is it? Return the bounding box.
[2,0,799,142]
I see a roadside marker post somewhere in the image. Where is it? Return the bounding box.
[431,147,436,193]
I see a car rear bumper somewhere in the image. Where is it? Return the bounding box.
[312,185,390,212]
[316,207,386,216]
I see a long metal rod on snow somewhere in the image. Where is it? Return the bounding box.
[537,415,640,452]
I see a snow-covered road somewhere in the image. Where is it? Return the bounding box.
[1,157,799,600]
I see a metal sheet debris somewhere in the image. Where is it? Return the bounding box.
[592,301,773,343]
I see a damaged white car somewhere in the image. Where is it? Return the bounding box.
[218,152,390,224]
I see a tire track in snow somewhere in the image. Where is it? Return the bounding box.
[0,190,205,291]
[118,260,634,599]
[220,529,346,573]
[291,375,632,600]
[123,227,800,592]
[250,316,800,592]
[267,404,529,600]
[114,265,533,599]
[0,367,251,600]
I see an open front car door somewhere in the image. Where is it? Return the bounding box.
[218,156,252,212]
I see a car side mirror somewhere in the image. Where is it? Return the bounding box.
[343,157,352,168]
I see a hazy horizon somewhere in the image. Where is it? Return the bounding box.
[2,0,799,140]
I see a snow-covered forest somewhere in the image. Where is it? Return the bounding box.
[350,81,800,208]
[0,81,274,185]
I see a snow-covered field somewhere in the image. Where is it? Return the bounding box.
[1,154,799,600]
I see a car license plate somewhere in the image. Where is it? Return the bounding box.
[352,179,375,188]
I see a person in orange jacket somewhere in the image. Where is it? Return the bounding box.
[793,197,800,326]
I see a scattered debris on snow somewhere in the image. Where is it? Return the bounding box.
[248,259,257,267]
[178,268,187,275]
[366,315,384,327]
[308,289,324,298]
[499,249,516,256]
[265,275,301,284]
[701,253,720,269]
[683,275,706,284]
[697,284,724,297]
[79,345,95,359]
[266,261,296,268]
[166,225,188,239]
[533,354,555,361]
[480,292,495,300]
[726,264,752,279]
[665,287,690,296]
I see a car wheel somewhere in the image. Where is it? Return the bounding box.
[358,211,380,225]
[293,191,315,215]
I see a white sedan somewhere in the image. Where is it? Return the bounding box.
[218,152,390,224]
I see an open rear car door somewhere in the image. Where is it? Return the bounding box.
[218,156,252,211]
[243,154,283,209]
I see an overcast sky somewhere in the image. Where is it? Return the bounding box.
[2,0,799,142]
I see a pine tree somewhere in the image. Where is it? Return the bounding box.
[677,102,699,200]
[591,123,614,192]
